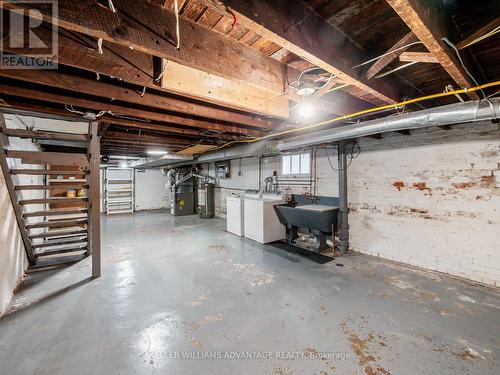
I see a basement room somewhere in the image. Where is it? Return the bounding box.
[0,1,499,374]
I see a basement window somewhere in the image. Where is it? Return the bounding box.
[281,152,310,175]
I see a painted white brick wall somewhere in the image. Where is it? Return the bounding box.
[210,120,500,286]
[135,169,169,210]
[1,115,45,316]
[205,157,259,217]
[348,121,500,286]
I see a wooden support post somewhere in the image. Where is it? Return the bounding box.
[87,121,101,278]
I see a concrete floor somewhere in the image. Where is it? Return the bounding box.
[0,212,499,374]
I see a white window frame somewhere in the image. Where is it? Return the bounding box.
[281,152,311,176]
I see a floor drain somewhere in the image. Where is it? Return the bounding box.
[336,263,344,267]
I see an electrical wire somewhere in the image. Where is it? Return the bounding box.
[442,37,485,99]
[375,61,418,79]
[154,60,169,83]
[65,105,152,123]
[320,141,360,171]
[65,104,85,115]
[284,7,314,33]
[315,73,336,90]
[291,67,335,93]
[107,0,116,13]
[459,25,500,49]
[326,84,349,93]
[202,80,500,154]
[97,38,103,54]
[352,41,423,69]
[487,89,500,99]
[174,0,181,49]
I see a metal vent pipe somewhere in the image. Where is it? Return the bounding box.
[278,99,500,151]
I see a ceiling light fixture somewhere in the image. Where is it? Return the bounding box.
[297,102,315,119]
[147,150,169,155]
[296,82,317,96]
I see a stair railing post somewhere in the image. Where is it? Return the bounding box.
[87,119,101,278]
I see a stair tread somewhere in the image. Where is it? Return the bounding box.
[35,245,88,257]
[5,150,89,167]
[23,208,88,218]
[29,229,88,240]
[19,197,89,205]
[26,219,88,229]
[10,169,88,175]
[32,236,88,249]
[15,184,89,191]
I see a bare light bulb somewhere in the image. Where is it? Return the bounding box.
[298,102,315,119]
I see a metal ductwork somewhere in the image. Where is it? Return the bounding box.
[278,99,500,151]
[196,140,280,163]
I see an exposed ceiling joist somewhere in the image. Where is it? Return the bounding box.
[104,120,235,140]
[386,0,480,99]
[103,131,195,146]
[309,78,345,101]
[456,16,500,50]
[400,52,438,64]
[365,31,419,80]
[0,84,262,136]
[0,69,273,130]
[2,26,293,119]
[159,60,290,118]
[209,0,401,105]
[0,98,240,140]
[98,123,110,137]
[2,11,371,119]
[2,0,289,95]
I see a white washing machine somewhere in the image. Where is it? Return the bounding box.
[226,195,244,236]
[243,193,285,244]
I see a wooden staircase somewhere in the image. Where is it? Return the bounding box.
[0,113,101,277]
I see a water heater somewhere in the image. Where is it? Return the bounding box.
[198,182,215,219]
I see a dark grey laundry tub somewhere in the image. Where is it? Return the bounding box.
[273,195,339,251]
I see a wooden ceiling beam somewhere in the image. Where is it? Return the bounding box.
[103,131,195,145]
[98,123,110,137]
[158,60,290,119]
[101,145,181,151]
[1,17,368,119]
[365,31,419,80]
[0,69,273,130]
[0,97,242,139]
[386,0,479,99]
[399,52,438,64]
[106,120,235,140]
[3,0,289,95]
[0,83,262,136]
[456,16,500,50]
[101,139,187,147]
[101,144,180,151]
[2,11,289,118]
[213,0,401,105]
[102,140,191,149]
